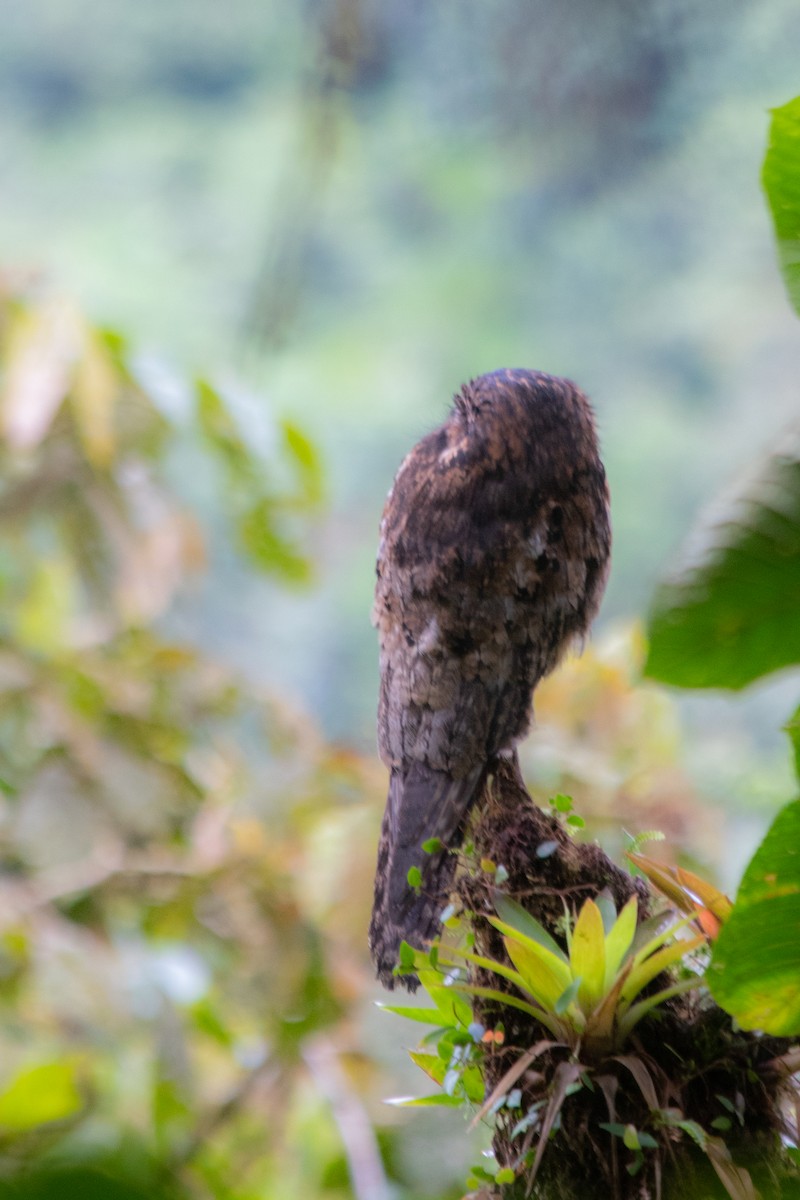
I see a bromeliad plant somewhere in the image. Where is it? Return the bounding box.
[382,888,713,1196]
[432,890,704,1060]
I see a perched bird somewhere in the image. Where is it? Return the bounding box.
[369,368,611,989]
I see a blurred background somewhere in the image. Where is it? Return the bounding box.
[0,1,799,1197]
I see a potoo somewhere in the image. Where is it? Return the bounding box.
[369,369,611,989]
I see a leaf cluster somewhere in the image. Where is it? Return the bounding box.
[0,276,395,1200]
[645,95,800,1045]
[434,893,702,1059]
[384,865,768,1200]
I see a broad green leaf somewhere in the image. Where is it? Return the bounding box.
[0,1061,82,1130]
[571,900,606,1009]
[435,944,538,998]
[490,902,568,963]
[718,795,800,906]
[604,896,638,988]
[709,798,800,1034]
[786,704,800,782]
[675,1118,707,1147]
[448,982,560,1034]
[502,934,572,1012]
[398,940,418,971]
[416,966,472,1028]
[623,1123,641,1150]
[377,1003,448,1026]
[645,423,800,689]
[461,1065,485,1104]
[408,1050,447,1086]
[763,96,800,317]
[386,1092,464,1107]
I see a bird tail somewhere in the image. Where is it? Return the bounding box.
[369,761,486,990]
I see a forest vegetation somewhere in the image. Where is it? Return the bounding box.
[1,3,800,1198]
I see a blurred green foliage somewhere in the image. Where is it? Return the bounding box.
[3,6,800,1194]
[5,0,800,747]
[644,427,800,690]
[708,798,800,1035]
[645,94,800,1043]
[647,93,800,693]
[763,95,800,319]
[0,278,749,1199]
[0,277,403,1200]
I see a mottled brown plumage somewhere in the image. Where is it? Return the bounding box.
[369,368,611,988]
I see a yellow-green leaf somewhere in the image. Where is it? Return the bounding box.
[377,1004,448,1026]
[488,914,568,965]
[503,935,572,1012]
[408,1050,447,1086]
[604,896,638,988]
[0,1061,82,1131]
[435,944,535,998]
[621,935,704,1010]
[448,983,562,1036]
[416,967,471,1028]
[13,558,77,655]
[571,899,606,1010]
